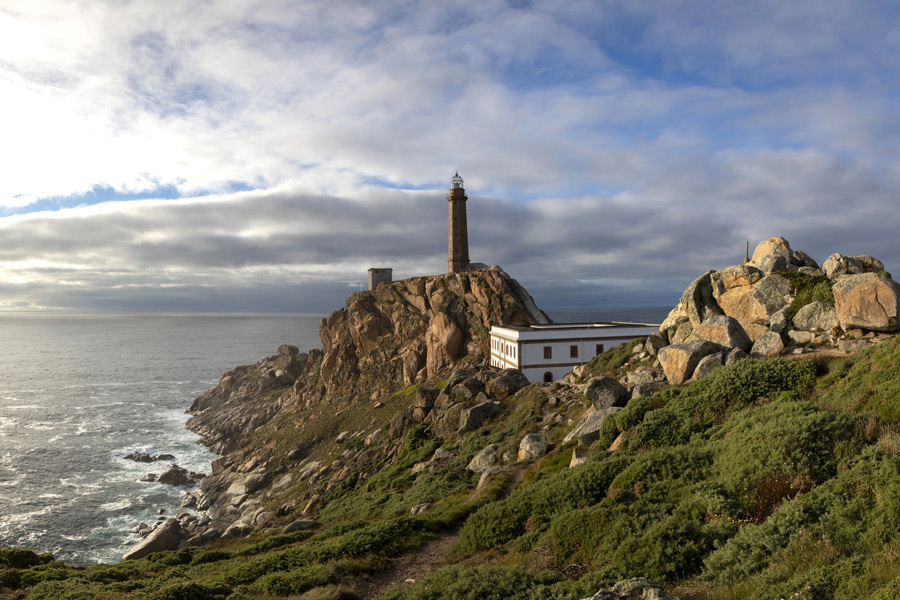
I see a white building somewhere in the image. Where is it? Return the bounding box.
[489,322,659,383]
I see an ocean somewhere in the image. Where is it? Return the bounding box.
[0,313,324,566]
[0,307,669,566]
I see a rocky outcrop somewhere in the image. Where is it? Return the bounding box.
[188,269,547,455]
[833,273,900,332]
[288,269,549,409]
[177,269,550,546]
[651,237,897,370]
[187,345,308,454]
[823,253,884,278]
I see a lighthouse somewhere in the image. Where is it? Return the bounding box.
[447,172,470,273]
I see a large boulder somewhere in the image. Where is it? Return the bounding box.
[690,315,751,351]
[658,340,724,384]
[710,267,791,340]
[484,369,530,398]
[458,401,501,433]
[518,432,549,461]
[467,444,499,474]
[710,264,763,335]
[667,318,693,345]
[584,377,629,409]
[793,301,839,332]
[693,351,725,379]
[644,332,668,356]
[660,271,723,330]
[562,406,620,446]
[823,253,884,279]
[631,381,667,399]
[751,236,793,263]
[833,273,900,332]
[123,519,185,561]
[750,331,784,357]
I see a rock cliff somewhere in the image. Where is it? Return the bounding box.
[290,267,550,408]
[186,268,548,456]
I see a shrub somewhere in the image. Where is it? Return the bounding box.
[818,337,900,422]
[457,455,631,554]
[191,549,233,565]
[225,518,424,586]
[0,566,20,589]
[239,530,314,555]
[0,548,41,568]
[25,579,104,600]
[377,565,563,600]
[18,565,75,587]
[589,339,645,378]
[149,580,233,600]
[253,562,341,596]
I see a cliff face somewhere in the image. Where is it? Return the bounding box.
[290,268,550,408]
[187,268,549,455]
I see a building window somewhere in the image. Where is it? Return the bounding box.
[543,346,552,359]
[570,345,578,358]
[596,343,604,355]
[543,371,553,382]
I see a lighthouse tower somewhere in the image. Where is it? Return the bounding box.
[447,172,470,274]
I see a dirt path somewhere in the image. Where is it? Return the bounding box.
[356,531,460,599]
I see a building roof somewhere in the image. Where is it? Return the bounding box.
[492,321,659,333]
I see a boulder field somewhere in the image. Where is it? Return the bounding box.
[655,236,898,383]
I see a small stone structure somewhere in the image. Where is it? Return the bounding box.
[367,268,392,290]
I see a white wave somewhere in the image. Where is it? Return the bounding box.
[100,498,132,511]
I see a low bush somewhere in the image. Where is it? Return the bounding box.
[26,578,104,600]
[376,565,567,600]
[457,455,631,554]
[0,547,41,568]
[225,518,424,587]
[148,579,232,600]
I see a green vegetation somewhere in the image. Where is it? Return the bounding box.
[10,338,900,599]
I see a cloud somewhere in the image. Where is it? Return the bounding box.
[0,1,899,313]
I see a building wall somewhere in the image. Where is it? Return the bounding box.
[367,268,393,290]
[489,324,657,383]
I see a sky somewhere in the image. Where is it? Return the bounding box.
[1,1,899,314]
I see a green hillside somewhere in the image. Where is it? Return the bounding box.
[6,336,900,600]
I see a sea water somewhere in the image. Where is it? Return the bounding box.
[0,313,323,566]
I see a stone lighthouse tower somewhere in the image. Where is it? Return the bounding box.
[447,172,470,273]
